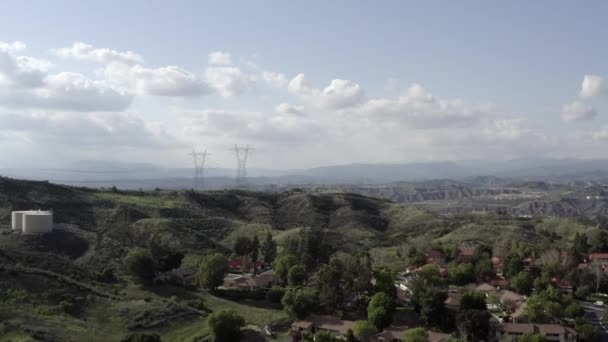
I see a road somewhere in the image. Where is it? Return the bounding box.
[579,301,608,341]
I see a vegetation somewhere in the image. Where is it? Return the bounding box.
[207,309,245,342]
[198,253,228,290]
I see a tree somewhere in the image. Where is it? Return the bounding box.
[233,236,252,256]
[250,235,260,274]
[523,296,549,323]
[352,320,377,342]
[460,291,486,311]
[402,327,428,342]
[510,271,534,295]
[274,254,299,285]
[474,257,493,280]
[312,331,339,342]
[368,306,391,331]
[418,288,447,326]
[367,292,395,330]
[148,240,183,272]
[316,259,344,311]
[519,333,547,342]
[282,288,319,319]
[367,292,395,313]
[565,303,585,319]
[373,268,396,297]
[571,232,590,263]
[266,286,285,303]
[261,232,277,264]
[207,309,245,342]
[503,252,524,279]
[124,247,155,281]
[447,262,476,285]
[458,309,490,342]
[198,253,228,290]
[288,264,308,287]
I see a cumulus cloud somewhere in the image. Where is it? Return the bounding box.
[208,51,232,65]
[0,111,178,147]
[56,42,253,98]
[354,83,494,128]
[180,109,323,143]
[53,42,143,65]
[561,101,597,122]
[275,103,305,116]
[262,71,289,88]
[205,66,252,98]
[580,75,605,99]
[287,73,363,109]
[103,63,212,97]
[0,42,132,111]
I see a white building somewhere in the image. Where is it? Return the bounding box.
[11,210,53,234]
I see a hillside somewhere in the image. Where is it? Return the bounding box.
[0,177,601,341]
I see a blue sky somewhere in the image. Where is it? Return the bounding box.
[0,1,607,168]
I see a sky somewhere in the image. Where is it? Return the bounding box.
[1,0,608,169]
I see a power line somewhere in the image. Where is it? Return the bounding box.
[189,148,209,190]
[233,144,254,189]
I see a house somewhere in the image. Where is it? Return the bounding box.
[588,253,608,264]
[223,270,276,290]
[374,326,449,342]
[227,257,265,272]
[445,290,463,312]
[291,315,355,339]
[493,323,578,342]
[489,277,509,289]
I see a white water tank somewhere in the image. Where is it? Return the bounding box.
[11,210,53,234]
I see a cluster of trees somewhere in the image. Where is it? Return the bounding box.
[123,243,184,282]
[232,232,277,273]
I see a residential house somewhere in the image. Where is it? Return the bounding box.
[493,323,578,342]
[291,315,355,339]
[588,253,608,265]
[227,257,265,272]
[223,269,276,290]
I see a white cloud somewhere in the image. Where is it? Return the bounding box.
[205,66,253,98]
[354,83,494,128]
[590,126,608,141]
[580,75,605,99]
[0,42,54,88]
[561,101,597,122]
[181,109,323,143]
[208,51,232,65]
[287,73,363,109]
[275,103,305,116]
[262,71,289,88]
[0,42,132,111]
[53,42,144,65]
[104,63,212,97]
[0,111,178,148]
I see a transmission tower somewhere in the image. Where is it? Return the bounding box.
[233,144,254,189]
[189,148,209,190]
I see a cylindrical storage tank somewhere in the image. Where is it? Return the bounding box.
[22,212,53,234]
[11,212,24,230]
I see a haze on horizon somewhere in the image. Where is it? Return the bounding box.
[1,1,608,170]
